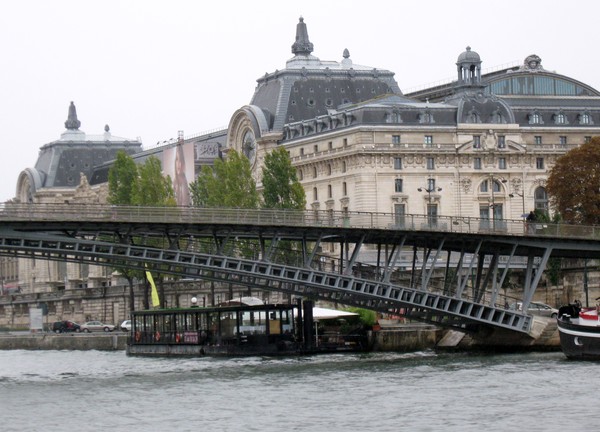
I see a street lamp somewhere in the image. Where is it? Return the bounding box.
[509,192,526,217]
[489,176,507,230]
[418,179,442,227]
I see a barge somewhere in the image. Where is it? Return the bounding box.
[126,299,369,357]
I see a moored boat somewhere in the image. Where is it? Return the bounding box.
[126,298,369,357]
[557,304,600,360]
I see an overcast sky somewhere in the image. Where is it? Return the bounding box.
[1,0,598,202]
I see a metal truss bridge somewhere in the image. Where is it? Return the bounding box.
[1,203,600,337]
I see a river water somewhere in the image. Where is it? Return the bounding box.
[0,349,596,432]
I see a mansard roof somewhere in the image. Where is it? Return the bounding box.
[249,18,401,133]
[26,102,142,194]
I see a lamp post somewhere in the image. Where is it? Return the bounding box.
[489,176,507,229]
[509,192,526,218]
[418,179,442,227]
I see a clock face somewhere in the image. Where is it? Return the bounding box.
[242,130,257,166]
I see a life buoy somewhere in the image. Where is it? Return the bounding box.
[134,331,141,342]
[154,331,161,342]
[175,333,181,343]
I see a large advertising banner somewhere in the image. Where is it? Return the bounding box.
[163,142,194,206]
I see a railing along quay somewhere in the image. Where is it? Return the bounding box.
[1,203,599,240]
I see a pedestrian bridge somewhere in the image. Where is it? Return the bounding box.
[1,203,599,337]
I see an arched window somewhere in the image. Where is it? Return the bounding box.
[313,167,317,178]
[313,187,318,202]
[479,179,503,193]
[327,164,332,176]
[327,184,332,199]
[298,169,303,181]
[534,187,548,212]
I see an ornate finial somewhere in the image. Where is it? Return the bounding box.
[291,16,314,56]
[104,124,110,132]
[466,46,471,51]
[343,48,350,59]
[64,101,81,130]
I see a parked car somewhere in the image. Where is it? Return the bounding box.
[120,320,131,332]
[51,320,81,333]
[510,302,559,318]
[80,321,116,333]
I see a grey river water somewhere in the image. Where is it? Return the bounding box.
[0,349,597,432]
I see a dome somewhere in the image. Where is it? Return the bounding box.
[457,46,480,64]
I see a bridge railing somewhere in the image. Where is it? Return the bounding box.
[1,203,599,240]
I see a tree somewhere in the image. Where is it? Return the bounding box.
[132,156,176,206]
[262,146,306,210]
[546,137,600,224]
[190,149,259,208]
[107,154,177,311]
[108,151,138,205]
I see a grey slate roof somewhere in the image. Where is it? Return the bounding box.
[31,102,142,190]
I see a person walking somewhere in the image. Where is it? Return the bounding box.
[526,211,536,234]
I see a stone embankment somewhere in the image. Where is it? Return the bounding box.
[0,318,560,352]
[0,332,128,351]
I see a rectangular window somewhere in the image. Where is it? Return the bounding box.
[585,136,592,144]
[536,157,544,169]
[328,141,333,150]
[474,157,482,170]
[313,188,318,201]
[327,184,332,199]
[394,178,403,193]
[560,136,567,145]
[534,136,542,145]
[473,136,481,149]
[499,157,507,169]
[427,178,436,191]
[392,135,401,145]
[314,145,319,153]
[394,157,402,170]
[426,157,434,170]
[424,135,433,146]
[394,204,406,227]
[498,135,506,148]
[300,148,305,156]
[343,182,347,196]
[343,138,348,147]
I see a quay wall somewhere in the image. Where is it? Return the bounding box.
[0,322,560,352]
[0,333,128,351]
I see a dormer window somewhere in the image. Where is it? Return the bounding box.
[579,113,592,125]
[554,113,567,125]
[419,111,433,124]
[529,112,543,124]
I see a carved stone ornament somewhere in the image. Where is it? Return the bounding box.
[461,178,472,193]
[522,54,543,72]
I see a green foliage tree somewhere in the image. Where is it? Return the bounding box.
[546,137,600,224]
[132,156,176,206]
[260,147,307,265]
[190,150,259,208]
[262,146,306,210]
[108,151,138,205]
[107,153,177,311]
